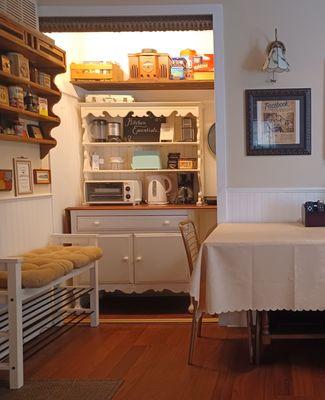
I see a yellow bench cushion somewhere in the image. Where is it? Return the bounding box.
[0,245,103,289]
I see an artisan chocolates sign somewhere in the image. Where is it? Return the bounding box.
[123,112,166,142]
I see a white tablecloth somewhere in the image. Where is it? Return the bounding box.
[190,223,325,314]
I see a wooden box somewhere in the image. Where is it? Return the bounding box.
[70,62,124,81]
[36,37,66,67]
[0,15,25,46]
[128,50,172,80]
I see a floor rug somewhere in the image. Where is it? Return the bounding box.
[0,379,123,400]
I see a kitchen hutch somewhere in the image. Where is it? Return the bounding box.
[65,100,216,293]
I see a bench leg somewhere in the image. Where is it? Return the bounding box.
[89,262,99,327]
[8,262,24,389]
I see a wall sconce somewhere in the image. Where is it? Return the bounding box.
[263,28,289,83]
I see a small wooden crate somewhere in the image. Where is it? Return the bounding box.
[70,62,124,81]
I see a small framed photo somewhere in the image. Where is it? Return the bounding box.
[27,124,43,139]
[246,88,311,155]
[0,169,13,191]
[13,158,33,195]
[33,169,51,184]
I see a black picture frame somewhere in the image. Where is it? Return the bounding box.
[245,88,311,155]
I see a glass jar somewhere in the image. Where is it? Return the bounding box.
[90,119,108,142]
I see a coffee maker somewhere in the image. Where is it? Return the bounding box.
[176,173,195,204]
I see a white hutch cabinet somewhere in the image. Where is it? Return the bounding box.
[67,100,216,294]
[68,207,203,293]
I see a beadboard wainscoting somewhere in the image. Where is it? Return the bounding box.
[227,187,325,222]
[0,195,53,257]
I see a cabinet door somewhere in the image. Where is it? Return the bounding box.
[78,234,133,285]
[134,233,189,284]
[98,235,133,284]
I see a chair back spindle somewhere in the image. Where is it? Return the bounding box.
[179,220,200,275]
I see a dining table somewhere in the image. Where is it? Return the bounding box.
[190,222,325,363]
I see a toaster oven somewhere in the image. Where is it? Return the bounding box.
[84,180,142,205]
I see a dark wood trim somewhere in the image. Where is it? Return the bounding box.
[39,15,212,33]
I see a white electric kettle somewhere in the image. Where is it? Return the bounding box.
[147,175,172,205]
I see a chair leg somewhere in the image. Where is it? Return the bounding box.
[197,314,203,338]
[188,301,200,365]
[246,310,254,364]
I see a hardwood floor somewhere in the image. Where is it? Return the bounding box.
[3,322,325,399]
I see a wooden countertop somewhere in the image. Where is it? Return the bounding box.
[65,204,217,211]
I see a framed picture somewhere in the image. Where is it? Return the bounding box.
[33,169,51,184]
[246,88,311,155]
[27,124,43,139]
[13,158,33,195]
[0,169,13,191]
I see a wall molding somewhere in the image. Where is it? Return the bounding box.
[228,187,325,194]
[0,194,53,203]
[227,187,325,222]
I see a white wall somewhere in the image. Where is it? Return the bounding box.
[0,142,53,256]
[219,0,325,221]
[222,0,325,189]
[50,93,83,232]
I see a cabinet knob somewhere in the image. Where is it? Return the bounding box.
[163,220,171,225]
[122,256,129,262]
[93,221,101,226]
[136,256,142,262]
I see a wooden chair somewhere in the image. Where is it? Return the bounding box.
[179,220,203,365]
[179,220,257,366]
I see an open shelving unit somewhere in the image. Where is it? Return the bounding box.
[0,71,61,97]
[0,133,56,145]
[0,104,60,123]
[0,12,66,159]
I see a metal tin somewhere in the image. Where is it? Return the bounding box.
[107,122,121,142]
[0,85,9,105]
[8,86,24,109]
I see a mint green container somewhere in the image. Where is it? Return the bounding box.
[131,151,162,170]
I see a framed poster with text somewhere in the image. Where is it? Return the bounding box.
[246,88,311,155]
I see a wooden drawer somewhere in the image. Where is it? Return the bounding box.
[75,214,187,233]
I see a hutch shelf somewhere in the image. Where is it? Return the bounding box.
[80,101,205,195]
[71,79,214,91]
[0,12,66,159]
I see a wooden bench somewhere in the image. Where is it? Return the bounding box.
[0,234,102,389]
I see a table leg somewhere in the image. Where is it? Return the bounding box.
[246,310,255,363]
